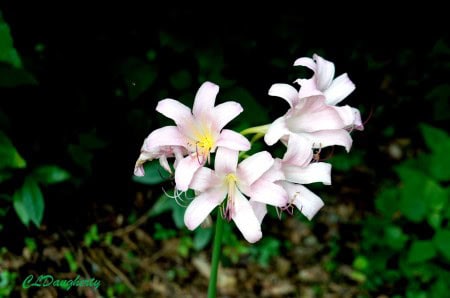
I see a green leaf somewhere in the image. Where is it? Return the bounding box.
[330,150,364,171]
[396,167,429,222]
[0,14,22,68]
[375,188,399,218]
[193,227,213,250]
[132,160,171,185]
[433,229,450,260]
[407,240,436,263]
[0,65,37,87]
[172,203,185,229]
[13,177,44,227]
[0,131,26,170]
[385,225,409,251]
[148,194,176,217]
[32,165,70,185]
[419,124,449,153]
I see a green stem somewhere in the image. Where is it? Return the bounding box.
[240,124,270,136]
[207,211,225,298]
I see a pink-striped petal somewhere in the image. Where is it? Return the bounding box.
[193,81,219,117]
[232,190,262,243]
[214,147,239,175]
[283,162,332,185]
[189,167,219,192]
[156,99,192,125]
[184,187,226,230]
[250,179,288,207]
[143,126,186,150]
[212,101,243,131]
[301,129,353,152]
[313,54,335,91]
[215,129,251,151]
[323,73,355,105]
[280,182,324,220]
[264,116,290,146]
[175,155,204,191]
[268,83,299,108]
[250,200,267,224]
[286,96,345,132]
[237,151,274,185]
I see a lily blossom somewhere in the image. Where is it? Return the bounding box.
[257,135,328,220]
[137,82,250,190]
[264,91,354,151]
[294,54,355,105]
[294,54,364,130]
[184,147,277,243]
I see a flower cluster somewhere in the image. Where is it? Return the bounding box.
[134,54,363,243]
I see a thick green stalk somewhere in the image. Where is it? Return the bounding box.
[207,211,225,298]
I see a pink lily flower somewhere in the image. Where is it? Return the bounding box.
[264,91,355,151]
[137,82,250,190]
[257,135,329,220]
[294,53,364,130]
[184,147,277,243]
[294,53,355,105]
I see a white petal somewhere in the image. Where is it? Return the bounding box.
[280,182,324,220]
[293,57,316,71]
[184,188,226,230]
[175,155,204,191]
[193,81,219,117]
[215,129,251,151]
[301,130,353,152]
[213,101,243,131]
[159,155,172,173]
[283,162,332,185]
[190,167,219,192]
[323,73,355,105]
[268,83,299,108]
[250,200,267,224]
[237,151,274,186]
[296,78,323,99]
[143,126,186,150]
[250,179,288,207]
[259,159,285,182]
[283,134,313,167]
[264,116,290,146]
[333,105,357,127]
[313,54,335,91]
[214,147,239,176]
[156,99,192,125]
[286,96,345,132]
[232,191,262,243]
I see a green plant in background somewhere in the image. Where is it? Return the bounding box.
[355,124,450,297]
[0,131,70,227]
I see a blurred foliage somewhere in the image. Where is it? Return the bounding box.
[356,125,450,297]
